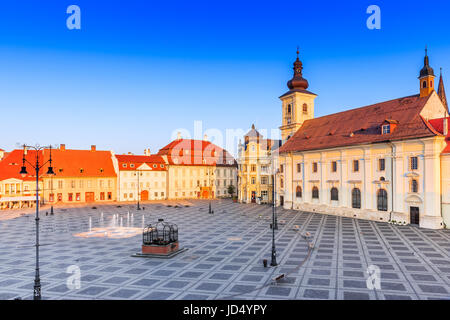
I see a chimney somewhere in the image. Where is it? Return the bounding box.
[444,117,449,136]
[144,148,151,156]
[60,144,66,151]
[91,145,96,152]
[177,132,182,140]
[203,134,208,141]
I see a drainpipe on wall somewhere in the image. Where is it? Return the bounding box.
[290,153,294,209]
[389,142,395,222]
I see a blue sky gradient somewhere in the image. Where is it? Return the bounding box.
[0,0,449,155]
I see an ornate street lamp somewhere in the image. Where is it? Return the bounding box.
[20,144,55,300]
[270,168,280,267]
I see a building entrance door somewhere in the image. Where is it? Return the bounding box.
[141,190,149,201]
[280,196,284,206]
[410,207,420,225]
[85,192,95,203]
[251,191,256,203]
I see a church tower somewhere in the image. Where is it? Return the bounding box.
[438,68,449,114]
[279,49,317,143]
[419,48,436,98]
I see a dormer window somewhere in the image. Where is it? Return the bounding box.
[122,164,127,168]
[381,119,398,134]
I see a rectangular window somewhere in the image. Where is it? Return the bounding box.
[382,124,390,134]
[251,177,256,184]
[411,156,418,170]
[261,177,268,184]
[68,193,73,201]
[251,165,256,172]
[297,163,301,173]
[280,164,284,173]
[100,192,105,200]
[312,162,318,173]
[379,158,385,171]
[76,193,81,201]
[107,192,112,200]
[353,160,359,172]
[332,161,337,172]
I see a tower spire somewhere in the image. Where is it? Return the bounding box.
[438,67,449,113]
[419,48,436,97]
[287,48,309,90]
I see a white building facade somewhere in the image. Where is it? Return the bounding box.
[277,51,450,229]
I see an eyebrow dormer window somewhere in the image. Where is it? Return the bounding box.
[382,124,391,134]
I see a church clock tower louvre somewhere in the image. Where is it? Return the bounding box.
[279,49,317,144]
[419,47,436,98]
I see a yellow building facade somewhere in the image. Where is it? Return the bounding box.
[237,125,281,204]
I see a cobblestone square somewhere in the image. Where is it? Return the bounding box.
[0,200,449,300]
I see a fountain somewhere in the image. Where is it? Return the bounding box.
[141,215,145,228]
[89,216,92,232]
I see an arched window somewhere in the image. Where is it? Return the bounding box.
[303,103,308,114]
[423,81,427,88]
[312,186,319,199]
[296,186,302,198]
[286,104,292,124]
[411,179,418,193]
[331,187,339,201]
[377,189,388,211]
[280,178,284,189]
[352,188,361,209]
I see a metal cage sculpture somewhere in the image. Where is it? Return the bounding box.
[143,218,178,245]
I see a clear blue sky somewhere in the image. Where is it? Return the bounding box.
[0,0,449,156]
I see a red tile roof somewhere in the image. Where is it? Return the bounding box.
[0,149,39,181]
[51,149,116,177]
[428,117,449,134]
[115,154,167,171]
[0,148,117,181]
[279,94,438,154]
[157,139,236,166]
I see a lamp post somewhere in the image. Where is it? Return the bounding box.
[19,144,55,300]
[50,171,54,215]
[273,168,279,230]
[136,168,141,210]
[208,167,213,214]
[270,168,280,266]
